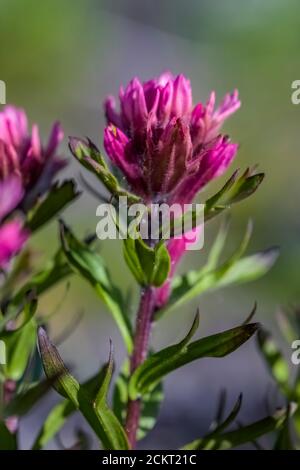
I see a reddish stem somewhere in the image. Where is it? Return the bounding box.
[125,286,156,449]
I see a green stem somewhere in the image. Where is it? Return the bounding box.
[125,286,156,449]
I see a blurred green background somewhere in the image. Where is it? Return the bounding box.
[1,0,300,449]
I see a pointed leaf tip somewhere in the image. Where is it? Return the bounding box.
[180,310,200,347]
[38,329,129,449]
[241,302,257,325]
[38,326,80,405]
[26,181,80,232]
[129,321,259,398]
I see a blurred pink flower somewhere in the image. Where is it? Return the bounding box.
[0,106,65,207]
[0,177,28,270]
[0,174,23,221]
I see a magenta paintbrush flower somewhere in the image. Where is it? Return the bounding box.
[0,106,65,208]
[0,177,28,270]
[104,73,240,305]
[103,72,240,306]
[104,72,240,204]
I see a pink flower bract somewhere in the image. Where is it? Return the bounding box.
[104,72,240,204]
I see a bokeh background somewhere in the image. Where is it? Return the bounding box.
[1,0,300,449]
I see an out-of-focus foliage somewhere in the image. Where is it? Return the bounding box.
[1,0,300,450]
[257,307,300,449]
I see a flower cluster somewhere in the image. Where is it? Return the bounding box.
[104,73,240,305]
[104,72,240,204]
[0,106,65,271]
[0,106,65,208]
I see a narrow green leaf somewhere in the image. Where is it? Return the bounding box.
[221,220,253,267]
[38,328,129,450]
[93,344,130,450]
[60,222,133,352]
[216,248,279,288]
[135,240,157,284]
[69,137,140,204]
[276,310,296,345]
[203,169,264,222]
[12,235,96,308]
[32,400,75,450]
[273,407,294,450]
[257,328,291,397]
[178,311,200,348]
[123,238,149,286]
[212,389,227,429]
[241,302,257,326]
[32,371,105,450]
[210,394,243,435]
[69,137,108,169]
[227,172,265,204]
[205,170,239,211]
[129,320,259,398]
[202,217,230,275]
[182,408,287,450]
[157,237,278,320]
[123,237,170,287]
[12,249,72,307]
[204,204,227,223]
[26,181,80,232]
[293,405,300,438]
[151,242,171,286]
[1,320,37,380]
